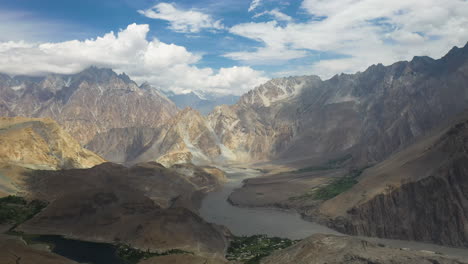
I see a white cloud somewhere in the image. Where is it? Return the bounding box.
[0,23,267,95]
[227,0,468,78]
[140,65,268,95]
[226,46,307,64]
[138,3,224,33]
[225,21,308,63]
[248,0,263,12]
[253,9,293,22]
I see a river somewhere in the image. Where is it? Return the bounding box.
[199,167,340,239]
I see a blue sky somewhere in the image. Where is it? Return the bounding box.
[1,0,314,70]
[0,0,467,95]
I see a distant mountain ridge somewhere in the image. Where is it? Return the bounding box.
[164,90,239,115]
[1,43,468,167]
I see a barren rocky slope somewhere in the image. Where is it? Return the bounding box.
[209,42,468,164]
[315,111,468,247]
[87,108,235,166]
[0,67,178,145]
[24,162,225,212]
[0,116,105,197]
[0,117,104,171]
[15,162,228,258]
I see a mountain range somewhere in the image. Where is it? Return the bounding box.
[1,42,468,263]
[0,67,178,145]
[2,43,467,168]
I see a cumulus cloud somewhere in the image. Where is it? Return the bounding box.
[248,0,263,12]
[225,21,308,63]
[253,9,293,22]
[138,3,224,33]
[0,23,267,95]
[227,0,468,78]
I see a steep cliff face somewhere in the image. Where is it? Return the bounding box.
[0,117,104,170]
[319,113,468,247]
[209,43,468,164]
[0,67,178,145]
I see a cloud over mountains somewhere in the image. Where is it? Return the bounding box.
[1,0,467,94]
[228,0,468,78]
[0,23,267,95]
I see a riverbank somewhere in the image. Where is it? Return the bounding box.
[199,167,340,239]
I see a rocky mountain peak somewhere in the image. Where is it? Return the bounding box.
[178,106,199,116]
[0,67,179,144]
[79,66,117,79]
[445,41,468,57]
[238,75,321,107]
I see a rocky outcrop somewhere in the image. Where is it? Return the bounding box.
[0,67,178,145]
[209,43,468,164]
[318,113,468,247]
[261,234,467,264]
[0,117,104,170]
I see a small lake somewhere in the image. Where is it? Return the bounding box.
[199,167,340,239]
[30,235,126,264]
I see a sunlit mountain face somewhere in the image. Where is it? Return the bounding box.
[1,1,468,264]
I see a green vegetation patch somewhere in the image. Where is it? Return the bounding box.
[311,176,358,200]
[116,243,192,264]
[0,195,48,225]
[294,154,352,173]
[226,235,297,264]
[290,167,368,201]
